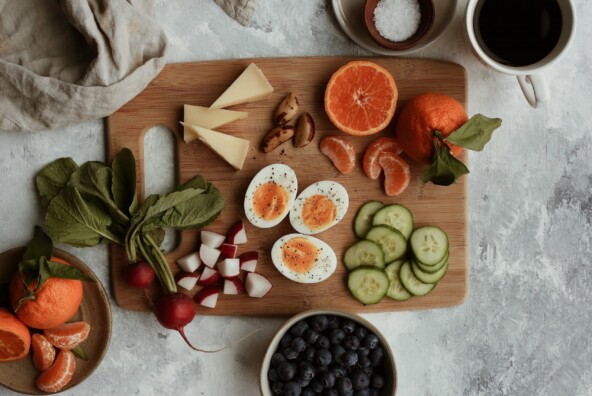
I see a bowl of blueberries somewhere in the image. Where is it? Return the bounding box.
[260,310,396,396]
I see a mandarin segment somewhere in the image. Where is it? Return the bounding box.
[44,321,91,350]
[319,136,356,174]
[35,349,76,393]
[32,333,56,371]
[378,152,411,196]
[0,308,31,362]
[363,137,403,179]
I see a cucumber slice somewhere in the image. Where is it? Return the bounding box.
[411,258,449,284]
[399,261,436,296]
[354,201,385,239]
[415,251,449,273]
[365,225,407,263]
[384,261,412,301]
[372,204,414,239]
[410,226,449,266]
[348,267,389,305]
[344,240,385,270]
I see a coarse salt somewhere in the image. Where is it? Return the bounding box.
[374,0,421,42]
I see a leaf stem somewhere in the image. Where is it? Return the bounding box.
[143,234,177,294]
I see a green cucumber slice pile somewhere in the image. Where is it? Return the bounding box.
[345,201,450,305]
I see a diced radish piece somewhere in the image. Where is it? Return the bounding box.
[245,273,272,298]
[226,221,247,245]
[223,277,245,295]
[219,243,238,259]
[218,258,240,278]
[195,287,219,309]
[199,244,221,268]
[177,252,201,273]
[201,230,226,248]
[176,272,200,291]
[198,267,221,286]
[239,251,258,272]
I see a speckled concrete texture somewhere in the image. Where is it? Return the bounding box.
[1,1,591,395]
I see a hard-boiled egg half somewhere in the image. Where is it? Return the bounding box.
[244,164,298,228]
[289,181,349,235]
[271,234,337,283]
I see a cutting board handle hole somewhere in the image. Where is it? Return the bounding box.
[143,125,179,254]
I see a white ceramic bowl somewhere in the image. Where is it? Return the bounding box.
[260,309,397,395]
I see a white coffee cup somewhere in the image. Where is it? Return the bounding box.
[465,0,576,108]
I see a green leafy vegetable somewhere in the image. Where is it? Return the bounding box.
[72,345,89,360]
[23,226,53,261]
[444,114,502,151]
[36,158,79,208]
[111,148,138,215]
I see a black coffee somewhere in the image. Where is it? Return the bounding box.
[474,0,562,67]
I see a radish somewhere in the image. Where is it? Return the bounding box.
[218,258,240,278]
[195,287,220,308]
[219,243,238,259]
[177,252,201,273]
[245,273,272,298]
[123,261,155,288]
[176,272,200,291]
[199,244,221,268]
[226,221,247,244]
[239,251,258,272]
[197,267,221,286]
[201,230,225,248]
[223,277,245,295]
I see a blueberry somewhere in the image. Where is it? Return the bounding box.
[369,347,384,367]
[329,364,347,378]
[302,389,316,396]
[362,334,379,350]
[353,389,370,396]
[326,315,340,330]
[330,329,346,345]
[291,320,309,337]
[280,333,294,349]
[319,371,336,388]
[357,355,371,369]
[350,369,370,390]
[284,381,302,396]
[284,348,299,360]
[271,352,286,368]
[341,320,356,335]
[353,326,367,339]
[304,329,320,344]
[336,377,353,394]
[343,336,360,351]
[310,379,324,393]
[271,381,285,395]
[314,349,332,367]
[268,368,280,382]
[295,377,310,388]
[302,346,316,362]
[292,337,307,353]
[323,389,339,396]
[309,315,329,332]
[363,367,374,378]
[341,350,358,367]
[298,361,317,381]
[370,374,384,389]
[316,335,330,349]
[278,362,297,381]
[331,345,346,363]
[357,348,370,357]
[369,389,380,396]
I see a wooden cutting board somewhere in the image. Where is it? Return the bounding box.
[106,56,468,315]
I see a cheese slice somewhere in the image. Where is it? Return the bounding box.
[210,63,274,109]
[183,105,248,143]
[181,122,250,170]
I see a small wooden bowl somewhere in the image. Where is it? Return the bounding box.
[364,0,435,51]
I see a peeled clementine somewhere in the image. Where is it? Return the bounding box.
[395,93,468,164]
[0,308,31,362]
[363,137,403,179]
[319,135,356,174]
[35,349,76,393]
[379,152,411,196]
[44,321,90,350]
[325,61,398,136]
[9,257,83,329]
[32,333,56,371]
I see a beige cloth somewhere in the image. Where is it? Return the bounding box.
[214,0,257,26]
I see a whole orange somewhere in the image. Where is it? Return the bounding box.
[9,257,83,329]
[395,93,468,164]
[0,308,31,361]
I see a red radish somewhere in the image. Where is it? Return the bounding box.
[218,258,240,278]
[153,293,218,352]
[239,251,258,272]
[245,273,272,298]
[219,243,238,259]
[199,244,221,268]
[201,230,225,248]
[198,267,221,286]
[195,287,220,308]
[223,277,245,295]
[123,261,155,288]
[177,252,201,273]
[176,272,200,291]
[226,221,247,244]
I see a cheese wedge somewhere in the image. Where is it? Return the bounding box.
[210,63,274,109]
[183,105,248,143]
[181,122,249,170]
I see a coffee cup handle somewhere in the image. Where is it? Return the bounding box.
[516,75,549,108]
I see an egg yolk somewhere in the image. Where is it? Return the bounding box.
[281,238,319,273]
[301,195,337,231]
[253,182,289,221]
